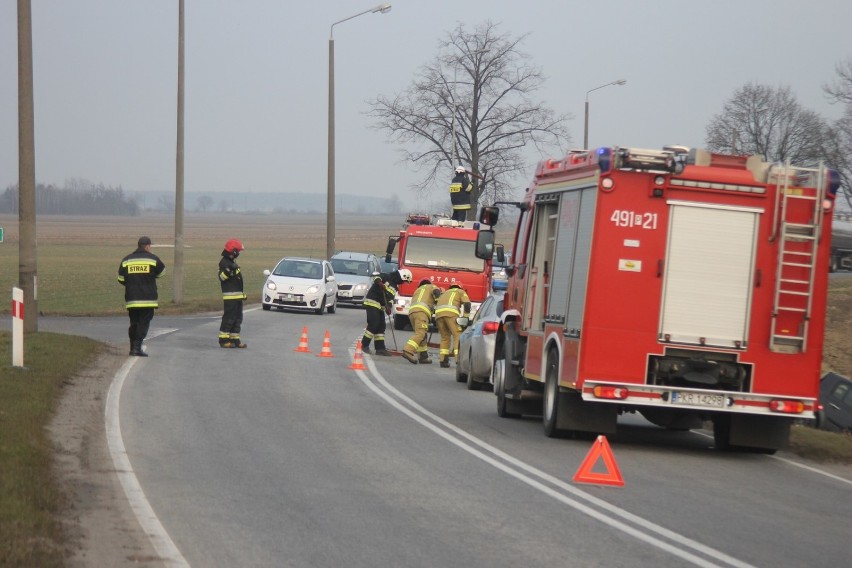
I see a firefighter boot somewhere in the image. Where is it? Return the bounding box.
[130,340,148,357]
[440,356,450,368]
[418,351,432,364]
[401,351,418,364]
[374,340,391,356]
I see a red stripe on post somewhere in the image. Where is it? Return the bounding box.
[12,300,23,320]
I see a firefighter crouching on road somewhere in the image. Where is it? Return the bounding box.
[361,268,412,355]
[434,284,471,368]
[218,238,248,348]
[402,279,441,365]
[449,166,472,223]
[117,236,166,357]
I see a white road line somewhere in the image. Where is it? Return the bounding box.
[356,349,755,568]
[692,430,852,486]
[105,357,189,567]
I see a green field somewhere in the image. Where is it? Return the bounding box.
[0,213,408,315]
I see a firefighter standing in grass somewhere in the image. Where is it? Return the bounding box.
[434,284,471,368]
[361,268,412,356]
[402,279,441,365]
[218,239,247,348]
[117,236,166,357]
[449,166,472,222]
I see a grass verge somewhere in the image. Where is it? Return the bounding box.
[0,331,101,567]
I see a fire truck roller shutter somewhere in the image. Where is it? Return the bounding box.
[659,202,762,349]
[545,186,596,331]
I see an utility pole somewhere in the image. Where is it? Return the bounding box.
[173,0,186,303]
[18,0,38,332]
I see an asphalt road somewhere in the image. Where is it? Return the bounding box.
[8,295,852,567]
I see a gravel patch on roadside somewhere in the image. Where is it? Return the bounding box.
[49,343,165,567]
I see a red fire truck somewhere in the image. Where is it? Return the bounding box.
[475,146,839,452]
[386,214,493,330]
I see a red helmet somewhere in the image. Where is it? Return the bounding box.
[224,239,244,254]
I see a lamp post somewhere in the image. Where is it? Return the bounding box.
[583,79,626,150]
[328,3,391,260]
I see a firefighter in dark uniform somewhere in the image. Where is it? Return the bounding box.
[117,236,166,356]
[449,166,472,222]
[218,238,247,348]
[361,268,412,355]
[402,278,441,365]
[435,284,471,368]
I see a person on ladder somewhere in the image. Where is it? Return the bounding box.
[449,166,472,222]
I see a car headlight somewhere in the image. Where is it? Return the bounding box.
[354,283,368,292]
[306,285,319,294]
[266,280,277,291]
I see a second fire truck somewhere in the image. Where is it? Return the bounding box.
[386,214,493,330]
[476,146,839,452]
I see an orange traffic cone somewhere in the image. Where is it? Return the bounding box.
[294,326,311,353]
[316,330,334,358]
[349,341,366,370]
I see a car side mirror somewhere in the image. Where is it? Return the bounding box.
[327,275,335,282]
[475,230,495,260]
[263,269,271,276]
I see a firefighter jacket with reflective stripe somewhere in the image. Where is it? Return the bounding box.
[449,172,472,211]
[409,282,438,316]
[118,248,166,309]
[363,277,396,310]
[435,287,471,318]
[219,252,247,301]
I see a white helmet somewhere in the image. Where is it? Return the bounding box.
[455,166,466,173]
[398,268,413,283]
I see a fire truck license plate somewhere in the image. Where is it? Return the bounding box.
[671,391,725,408]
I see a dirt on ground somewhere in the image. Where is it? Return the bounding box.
[50,344,164,567]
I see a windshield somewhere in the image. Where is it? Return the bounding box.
[273,259,323,279]
[330,259,371,276]
[403,236,484,271]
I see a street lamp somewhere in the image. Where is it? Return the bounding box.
[583,79,626,150]
[327,3,391,260]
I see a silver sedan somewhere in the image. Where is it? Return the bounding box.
[455,292,504,390]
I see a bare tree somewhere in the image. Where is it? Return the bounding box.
[823,58,852,209]
[705,83,831,167]
[197,194,214,213]
[368,21,570,217]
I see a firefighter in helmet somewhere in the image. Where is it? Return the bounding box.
[218,238,247,348]
[434,283,471,368]
[361,268,412,355]
[449,166,472,222]
[402,278,441,364]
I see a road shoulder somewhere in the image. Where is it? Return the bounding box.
[50,343,164,567]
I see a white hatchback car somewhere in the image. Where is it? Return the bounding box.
[262,257,337,315]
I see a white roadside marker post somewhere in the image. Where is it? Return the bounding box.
[12,287,24,367]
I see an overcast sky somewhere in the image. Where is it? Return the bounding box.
[1,0,851,207]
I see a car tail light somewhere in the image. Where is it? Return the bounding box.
[769,399,805,414]
[592,385,629,400]
[482,321,500,335]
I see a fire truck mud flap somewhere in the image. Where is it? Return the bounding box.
[712,413,790,453]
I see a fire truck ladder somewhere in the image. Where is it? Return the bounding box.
[769,161,826,353]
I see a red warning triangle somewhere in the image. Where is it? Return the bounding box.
[572,435,624,487]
